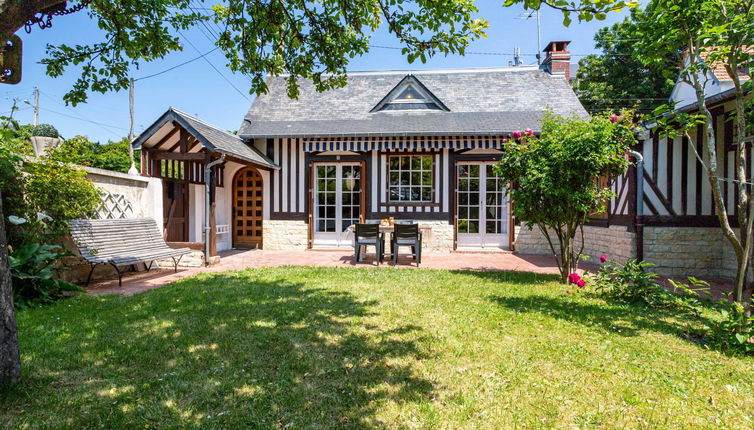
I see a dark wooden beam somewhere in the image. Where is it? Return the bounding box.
[153,152,209,161]
[152,126,180,151]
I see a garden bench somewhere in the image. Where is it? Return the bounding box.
[69,218,191,287]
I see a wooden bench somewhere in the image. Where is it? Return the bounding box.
[69,218,192,287]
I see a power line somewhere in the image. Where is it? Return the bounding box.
[39,107,128,134]
[177,30,251,102]
[135,46,221,81]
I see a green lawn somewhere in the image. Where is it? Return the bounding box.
[1,267,753,428]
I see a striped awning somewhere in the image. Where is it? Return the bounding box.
[303,135,507,152]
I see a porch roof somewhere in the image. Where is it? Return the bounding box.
[132,108,278,169]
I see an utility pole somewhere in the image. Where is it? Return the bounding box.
[33,87,39,125]
[127,77,138,175]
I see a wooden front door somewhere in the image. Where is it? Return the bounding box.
[163,180,188,242]
[233,167,264,249]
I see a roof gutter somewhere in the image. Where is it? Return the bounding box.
[627,150,644,262]
[204,154,225,266]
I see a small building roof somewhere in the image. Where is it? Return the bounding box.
[238,66,588,138]
[132,108,277,169]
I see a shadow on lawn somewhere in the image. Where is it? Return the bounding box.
[449,269,560,286]
[1,273,433,428]
[489,293,709,342]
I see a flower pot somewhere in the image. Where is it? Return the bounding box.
[30,136,61,157]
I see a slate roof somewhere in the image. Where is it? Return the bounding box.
[132,108,277,168]
[239,66,588,138]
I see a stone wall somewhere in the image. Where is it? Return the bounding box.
[417,220,454,253]
[263,219,309,250]
[515,224,636,265]
[515,223,739,280]
[643,227,732,279]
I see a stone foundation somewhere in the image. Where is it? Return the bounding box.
[263,219,309,250]
[515,223,739,280]
[515,224,636,265]
[643,227,731,279]
[417,220,454,253]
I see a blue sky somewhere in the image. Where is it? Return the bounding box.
[1,2,634,143]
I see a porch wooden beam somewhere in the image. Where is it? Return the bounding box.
[153,152,209,161]
[152,126,180,151]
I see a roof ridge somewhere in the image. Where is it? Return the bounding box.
[271,65,542,78]
[169,107,242,140]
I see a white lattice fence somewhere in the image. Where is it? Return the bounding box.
[95,191,134,219]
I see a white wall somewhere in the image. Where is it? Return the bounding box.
[84,166,163,221]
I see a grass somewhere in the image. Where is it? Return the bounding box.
[1,267,753,428]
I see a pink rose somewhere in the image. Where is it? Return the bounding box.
[524,128,533,136]
[566,290,571,295]
[600,254,607,263]
[502,138,508,143]
[577,280,586,288]
[512,130,522,139]
[610,115,619,123]
[568,273,581,285]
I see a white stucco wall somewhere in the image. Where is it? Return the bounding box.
[84,166,163,220]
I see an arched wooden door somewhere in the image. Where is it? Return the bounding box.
[232,167,264,249]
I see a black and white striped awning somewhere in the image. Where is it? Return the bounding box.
[303,135,507,152]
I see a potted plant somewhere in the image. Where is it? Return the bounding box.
[29,124,61,157]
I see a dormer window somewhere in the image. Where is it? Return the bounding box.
[395,84,423,101]
[371,75,449,113]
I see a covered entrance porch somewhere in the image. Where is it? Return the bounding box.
[131,108,278,262]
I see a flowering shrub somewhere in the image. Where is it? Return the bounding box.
[495,111,636,283]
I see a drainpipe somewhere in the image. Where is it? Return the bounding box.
[627,150,644,262]
[204,154,226,265]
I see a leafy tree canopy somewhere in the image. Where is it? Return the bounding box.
[1,0,638,106]
[573,8,679,114]
[47,135,138,173]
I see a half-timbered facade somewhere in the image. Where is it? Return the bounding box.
[131,41,594,259]
[517,66,752,279]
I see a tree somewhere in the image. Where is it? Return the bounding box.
[574,8,678,114]
[0,0,637,105]
[0,124,21,386]
[495,113,635,283]
[47,136,139,173]
[0,0,638,387]
[639,0,754,305]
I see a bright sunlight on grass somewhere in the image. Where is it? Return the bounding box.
[1,267,753,428]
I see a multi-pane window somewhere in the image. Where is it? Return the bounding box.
[388,155,433,202]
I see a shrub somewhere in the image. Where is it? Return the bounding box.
[669,277,754,355]
[31,123,60,138]
[2,116,99,307]
[9,242,83,308]
[592,259,681,308]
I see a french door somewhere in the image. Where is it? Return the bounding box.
[456,162,509,250]
[312,163,362,248]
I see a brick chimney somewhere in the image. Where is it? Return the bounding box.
[542,41,571,81]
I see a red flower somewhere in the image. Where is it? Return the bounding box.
[568,273,581,284]
[610,115,619,123]
[576,280,586,288]
[512,130,522,139]
[524,128,533,136]
[600,254,607,263]
[566,290,572,295]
